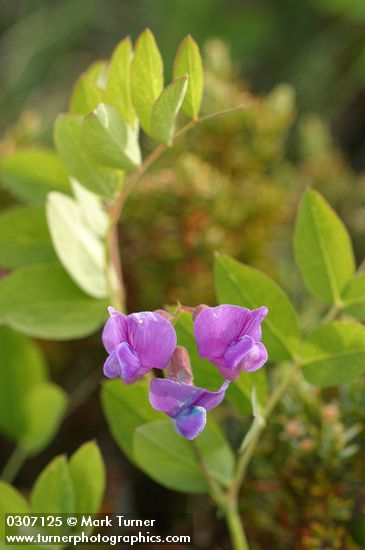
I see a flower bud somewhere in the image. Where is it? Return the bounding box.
[192,304,209,321]
[167,346,193,385]
[154,309,171,321]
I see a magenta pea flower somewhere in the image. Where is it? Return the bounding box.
[194,304,268,381]
[149,377,229,440]
[102,307,177,384]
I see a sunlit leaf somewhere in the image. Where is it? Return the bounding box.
[83,103,141,171]
[54,114,123,198]
[69,74,103,115]
[302,322,365,386]
[105,37,135,125]
[131,28,163,134]
[294,190,355,303]
[46,191,108,298]
[150,77,188,144]
[173,35,203,119]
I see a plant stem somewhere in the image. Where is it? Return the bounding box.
[107,224,125,311]
[224,360,301,548]
[66,369,102,417]
[225,502,249,550]
[105,102,252,313]
[190,440,226,507]
[233,362,300,492]
[191,440,249,549]
[111,102,251,225]
[1,446,28,484]
[319,303,341,325]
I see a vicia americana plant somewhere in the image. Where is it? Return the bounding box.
[1,28,365,550]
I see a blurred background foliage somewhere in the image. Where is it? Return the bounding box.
[2,1,365,548]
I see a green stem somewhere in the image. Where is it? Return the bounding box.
[104,102,252,313]
[190,441,226,507]
[319,303,341,325]
[111,102,251,226]
[225,502,249,550]
[1,446,28,484]
[228,361,301,511]
[66,369,101,417]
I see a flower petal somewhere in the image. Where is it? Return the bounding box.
[174,406,206,440]
[149,378,229,417]
[194,305,251,363]
[194,380,229,410]
[240,306,268,341]
[103,350,121,379]
[127,312,177,371]
[241,342,268,372]
[219,341,268,380]
[149,378,203,417]
[102,307,128,354]
[224,335,255,368]
[116,342,142,384]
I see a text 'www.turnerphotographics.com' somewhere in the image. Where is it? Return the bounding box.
[5,514,193,546]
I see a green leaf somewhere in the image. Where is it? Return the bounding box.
[0,264,108,340]
[0,327,46,441]
[294,190,355,303]
[83,60,108,86]
[150,77,188,144]
[0,148,71,205]
[54,114,123,198]
[194,420,235,487]
[46,191,108,299]
[105,37,135,125]
[302,321,365,386]
[69,441,105,513]
[173,35,203,119]
[175,311,267,414]
[71,179,108,238]
[101,379,162,461]
[0,482,29,548]
[31,456,75,514]
[214,255,300,362]
[0,207,57,269]
[83,103,141,171]
[69,74,103,115]
[131,28,163,134]
[342,272,365,321]
[19,383,68,455]
[133,419,234,493]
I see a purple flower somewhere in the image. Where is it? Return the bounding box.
[102,307,177,384]
[149,378,229,440]
[194,304,268,381]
